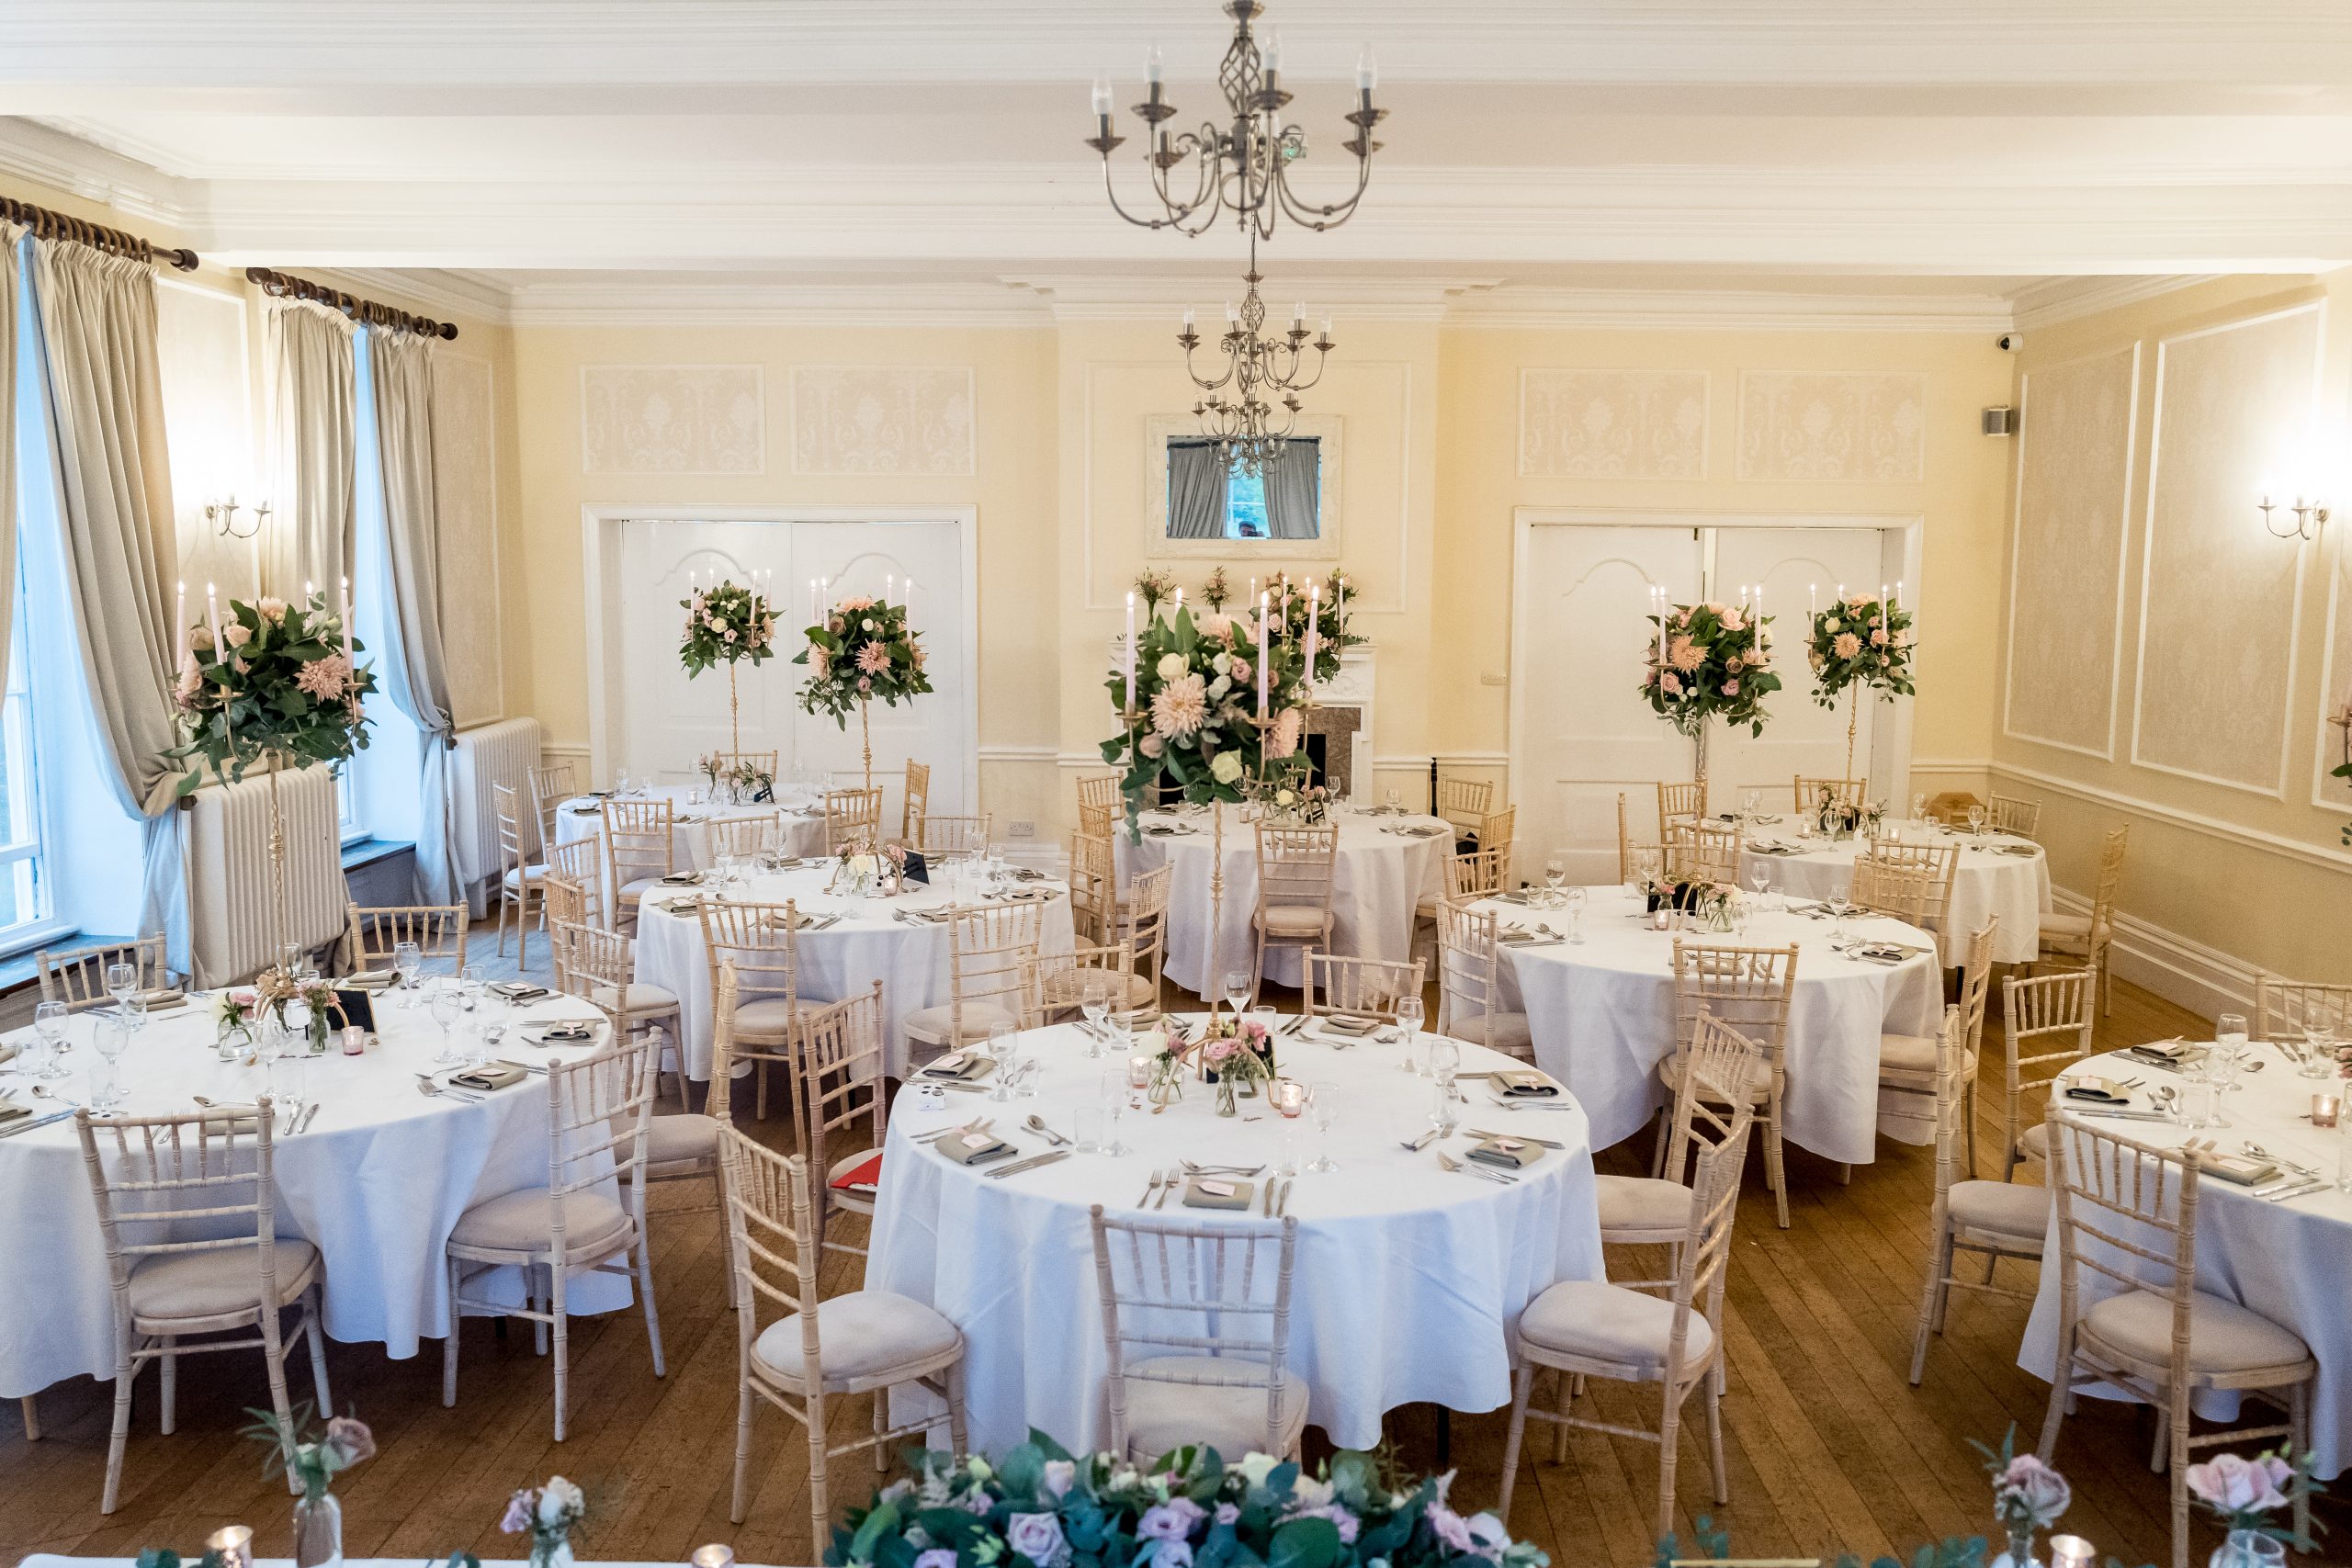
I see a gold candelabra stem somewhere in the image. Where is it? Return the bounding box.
[1208,799,1226,1026]
[1845,686,1860,782]
[861,700,873,794]
[729,661,741,757]
[265,751,289,962]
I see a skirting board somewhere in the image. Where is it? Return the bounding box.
[2048,884,2251,1022]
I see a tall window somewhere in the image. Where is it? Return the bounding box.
[0,593,48,935]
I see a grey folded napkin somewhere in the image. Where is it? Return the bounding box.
[447,1062,527,1092]
[1465,1136,1543,1170]
[490,982,548,1003]
[343,969,398,989]
[2061,1077,2133,1105]
[529,1021,597,1044]
[660,871,704,886]
[1317,1011,1384,1037]
[568,805,601,816]
[1495,1070,1561,1099]
[1182,1176,1256,1210]
[934,1130,1017,1167]
[919,1050,995,1082]
[2198,1153,2278,1187]
[0,1098,30,1124]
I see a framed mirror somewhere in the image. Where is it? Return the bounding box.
[1144,413,1342,560]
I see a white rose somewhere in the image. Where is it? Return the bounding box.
[1823,617,1840,633]
[863,618,877,632]
[1206,674,1231,700]
[1210,751,1244,784]
[1238,1453,1278,1488]
[1156,652,1189,683]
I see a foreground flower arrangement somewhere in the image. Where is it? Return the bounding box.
[1637,599,1778,741]
[168,589,378,795]
[797,595,933,725]
[1103,604,1310,832]
[679,578,780,677]
[828,1436,1548,1568]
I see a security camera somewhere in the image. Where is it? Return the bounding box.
[1996,333,2024,352]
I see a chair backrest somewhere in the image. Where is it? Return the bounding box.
[1657,779,1705,840]
[1443,847,1510,904]
[1851,839,1959,930]
[2254,974,2352,1043]
[1669,940,1798,1070]
[1122,863,1172,994]
[1437,776,1492,837]
[823,787,884,852]
[1090,1205,1298,1462]
[493,783,534,880]
[1663,821,1742,886]
[1436,902,1512,1052]
[902,759,932,841]
[718,750,779,782]
[794,983,888,1247]
[1616,791,1633,885]
[915,813,994,860]
[1925,1004,1972,1209]
[1957,919,1997,1058]
[77,1103,283,1313]
[1477,805,1517,877]
[1304,953,1424,1021]
[1253,823,1339,922]
[1987,793,2041,840]
[1664,1076,1757,1381]
[545,838,604,927]
[39,934,171,1011]
[526,761,578,856]
[604,797,676,890]
[347,904,468,971]
[941,901,1047,1041]
[2086,824,2131,947]
[1076,773,1121,838]
[2044,1117,2202,1388]
[548,1033,653,1214]
[696,899,803,1018]
[559,919,637,1000]
[707,811,784,863]
[716,1128,819,1363]
[704,955,800,1124]
[1657,1014,1767,1195]
[2002,969,2095,1158]
[1794,776,1868,812]
[1069,829,1118,946]
[1021,942,1138,1031]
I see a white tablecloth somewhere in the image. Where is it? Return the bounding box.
[555,784,830,874]
[866,1018,1604,1453]
[0,991,624,1402]
[1734,816,2052,965]
[632,865,1078,1079]
[1117,807,1453,994]
[1484,886,1944,1166]
[2018,1042,2352,1478]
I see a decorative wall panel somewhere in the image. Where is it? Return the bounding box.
[153,279,254,592]
[1736,370,1926,481]
[1518,369,1707,479]
[2312,559,2352,808]
[2004,345,2138,758]
[790,365,975,476]
[432,352,504,728]
[581,364,763,474]
[2132,305,2322,795]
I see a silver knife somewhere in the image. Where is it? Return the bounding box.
[1469,1128,1565,1150]
[0,1108,75,1139]
[297,1102,322,1134]
[2258,1179,2328,1203]
[985,1149,1071,1180]
[1398,1128,1442,1152]
[1275,1178,1293,1217]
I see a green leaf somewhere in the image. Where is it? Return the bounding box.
[1265,1517,1339,1568]
[849,1500,902,1565]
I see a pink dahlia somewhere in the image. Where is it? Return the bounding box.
[1667,635,1704,673]
[295,654,353,702]
[1267,706,1303,759]
[1832,632,1862,660]
[1150,673,1209,740]
[856,641,891,675]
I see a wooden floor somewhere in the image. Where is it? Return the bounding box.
[2,928,2335,1565]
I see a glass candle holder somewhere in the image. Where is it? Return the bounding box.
[207,1527,256,1568]
[343,1026,368,1057]
[1127,1054,1153,1091]
[2046,1536,2097,1568]
[692,1548,737,1568]
[2313,1094,2341,1129]
[1273,1078,1308,1119]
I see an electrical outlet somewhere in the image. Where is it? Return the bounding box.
[1480,671,1510,687]
[1008,819,1035,839]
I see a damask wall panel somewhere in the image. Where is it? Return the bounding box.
[2132,305,2323,795]
[1518,368,1707,479]
[432,352,504,728]
[790,365,976,476]
[2309,558,2352,808]
[2004,345,2138,758]
[153,280,254,593]
[580,364,763,475]
[1736,370,1926,481]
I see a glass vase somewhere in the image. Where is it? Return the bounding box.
[1216,1075,1238,1117]
[2211,1530,2286,1568]
[292,1490,343,1568]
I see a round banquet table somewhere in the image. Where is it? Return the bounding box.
[2018,1039,2352,1478]
[631,864,1078,1080]
[0,989,625,1403]
[1116,805,1453,995]
[555,784,831,872]
[1480,885,1944,1166]
[865,1016,1604,1454]
[1733,815,2051,966]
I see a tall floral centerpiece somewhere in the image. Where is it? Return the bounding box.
[795,594,933,792]
[1637,594,1778,805]
[679,578,779,757]
[168,586,378,961]
[1805,587,1914,780]
[1267,569,1365,683]
[1103,601,1308,835]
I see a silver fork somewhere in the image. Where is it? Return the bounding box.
[2244,1140,2321,1179]
[1436,1149,1515,1185]
[1155,1165,1180,1209]
[1138,1168,1165,1207]
[917,1117,992,1145]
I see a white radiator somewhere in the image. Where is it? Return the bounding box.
[450,716,544,915]
[185,763,348,989]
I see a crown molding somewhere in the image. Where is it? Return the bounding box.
[503,276,1056,328]
[1003,273,1503,323]
[1445,285,2018,333]
[2007,273,2230,332]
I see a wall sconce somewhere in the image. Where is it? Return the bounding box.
[205,495,272,539]
[2258,492,2328,541]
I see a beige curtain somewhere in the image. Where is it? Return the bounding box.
[0,220,20,696]
[1168,439,1226,539]
[1264,437,1320,539]
[368,326,459,904]
[24,237,188,962]
[265,297,356,598]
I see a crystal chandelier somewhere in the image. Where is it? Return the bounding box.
[1181,237,1332,477]
[1085,0,1385,240]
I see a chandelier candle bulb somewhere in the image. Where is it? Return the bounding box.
[339,576,351,640]
[1091,76,1113,118]
[1358,45,1378,93]
[1146,42,1163,86]
[1305,581,1318,677]
[207,581,220,650]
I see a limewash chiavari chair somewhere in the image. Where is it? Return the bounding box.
[1478,804,1517,879]
[444,1032,664,1441]
[1657,779,1705,841]
[1616,791,1634,886]
[789,982,890,1258]
[1076,773,1121,838]
[1419,845,1509,927]
[557,919,685,1102]
[2037,1118,2315,1568]
[526,760,578,858]
[717,750,779,784]
[1089,1205,1305,1464]
[1850,838,1959,935]
[545,837,605,929]
[631,1022,723,1215]
[1437,776,1493,850]
[1600,1015,1763,1258]
[1435,902,1532,1060]
[915,812,994,861]
[1907,1005,2046,1387]
[2254,974,2352,1046]
[1792,775,1868,813]
[493,783,548,970]
[707,811,784,863]
[720,1133,967,1533]
[697,900,804,1121]
[346,904,468,976]
[1878,919,1996,1174]
[1118,863,1172,1001]
[1987,793,2042,840]
[1655,940,1799,1227]
[1304,953,1425,1024]
[1250,823,1339,1006]
[1023,942,1149,1027]
[77,1102,331,1514]
[603,796,675,933]
[1497,1066,1758,1540]
[39,934,171,1013]
[901,758,931,842]
[823,786,884,853]
[2001,968,2095,1182]
[1069,829,1119,946]
[903,902,1046,1060]
[2038,823,2129,1015]
[1663,822,1741,887]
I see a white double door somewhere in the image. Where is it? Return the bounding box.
[1513,519,1901,882]
[614,517,970,816]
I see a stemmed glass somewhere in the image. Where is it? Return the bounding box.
[1395,995,1424,1076]
[429,979,465,1066]
[1221,970,1253,1020]
[393,941,422,1008]
[1748,864,1772,913]
[987,1021,1021,1101]
[91,1017,130,1112]
[1427,1035,1462,1124]
[2215,1012,2250,1089]
[1080,976,1112,1060]
[1306,1080,1340,1173]
[105,962,138,1014]
[2302,1002,2340,1080]
[1384,787,1401,815]
[1099,1067,1131,1157]
[1543,855,1567,907]
[29,1000,70,1080]
[1966,804,1987,839]
[1910,792,1928,827]
[1564,885,1588,943]
[1740,788,1761,825]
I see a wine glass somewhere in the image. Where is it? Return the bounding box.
[2215,1012,2250,1087]
[1748,864,1772,912]
[2304,1001,2340,1081]
[1100,1067,1131,1157]
[1306,1080,1340,1173]
[91,1016,130,1112]
[1543,854,1567,907]
[1221,970,1253,1020]
[30,1000,69,1080]
[1080,975,1112,1059]
[1384,786,1401,815]
[1966,804,1986,839]
[429,979,464,1066]
[1910,792,1928,827]
[1395,994,1425,1075]
[1740,787,1761,824]
[1565,885,1588,943]
[393,941,422,1007]
[105,962,138,1014]
[1428,1034,1462,1092]
[987,1021,1020,1101]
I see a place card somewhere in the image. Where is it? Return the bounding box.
[1495,1070,1561,1099]
[1466,1136,1543,1170]
[2198,1153,2278,1187]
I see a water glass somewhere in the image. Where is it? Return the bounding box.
[429,980,465,1066]
[1306,1080,1340,1173]
[987,1022,1020,1101]
[1080,976,1112,1058]
[1395,995,1424,1074]
[1543,855,1567,907]
[2337,1116,2352,1194]
[1427,1035,1462,1092]
[1430,1079,1461,1138]
[105,962,138,1010]
[1384,787,1401,814]
[90,1016,131,1111]
[1565,886,1587,943]
[1072,1104,1106,1156]
[266,1045,307,1126]
[2215,1013,2250,1082]
[30,1000,70,1080]
[1100,1068,1131,1156]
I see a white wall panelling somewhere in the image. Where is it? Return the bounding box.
[2129,303,2324,796]
[153,277,257,596]
[789,365,975,477]
[1736,370,1927,482]
[580,364,764,475]
[2003,344,2139,760]
[431,350,504,728]
[1518,368,1708,480]
[2312,554,2352,811]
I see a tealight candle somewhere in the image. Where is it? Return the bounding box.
[691,1547,736,1568]
[343,1026,367,1057]
[1274,1079,1307,1118]
[208,1526,255,1568]
[2312,1094,2340,1129]
[1128,1054,1152,1091]
[2046,1536,2096,1568]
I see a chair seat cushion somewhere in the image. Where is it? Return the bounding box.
[1659,1052,1771,1104]
[616,876,666,902]
[1947,1179,2049,1245]
[1878,1033,1977,1089]
[128,1239,321,1322]
[1444,1011,1533,1053]
[1518,1278,1716,1371]
[1254,906,1329,939]
[2040,911,2093,942]
[749,1290,961,1391]
[504,863,548,888]
[733,997,803,1037]
[2083,1288,2312,1375]
[592,981,680,1017]
[645,1111,722,1168]
[450,1188,633,1258]
[2017,1121,2052,1161]
[1121,1355,1309,1462]
[903,1000,1019,1044]
[1595,1175,1695,1238]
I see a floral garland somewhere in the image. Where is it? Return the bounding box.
[696,751,774,803]
[795,596,934,727]
[678,579,779,676]
[1805,591,1914,707]
[501,1475,588,1568]
[1102,604,1309,830]
[828,1435,1548,1568]
[1637,600,1778,739]
[167,590,378,794]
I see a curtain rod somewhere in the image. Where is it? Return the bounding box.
[245,266,460,342]
[0,193,198,272]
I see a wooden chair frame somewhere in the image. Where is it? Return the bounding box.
[697,900,804,1121]
[1076,773,1121,839]
[493,782,547,971]
[823,787,885,853]
[1987,793,2041,840]
[545,838,605,930]
[1303,953,1426,1023]
[2000,969,2094,1181]
[901,758,932,843]
[603,797,677,931]
[2252,974,2352,1047]
[2039,824,2128,1016]
[1605,1018,1763,1263]
[1657,780,1705,841]
[1663,822,1742,887]
[526,760,579,860]
[1655,941,1799,1228]
[1851,838,1959,933]
[1119,863,1173,1002]
[792,983,891,1258]
[905,902,1046,1058]
[1250,823,1339,1006]
[914,812,994,861]
[1438,776,1494,842]
[707,811,785,863]
[1435,902,1530,1061]
[346,904,469,976]
[1793,776,1868,813]
[39,935,171,1013]
[1022,942,1145,1030]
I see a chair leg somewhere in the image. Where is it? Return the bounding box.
[806,1400,832,1567]
[1650,1100,1674,1179]
[551,1258,571,1441]
[1962,1078,1980,1179]
[518,892,532,973]
[1909,1228,1949,1386]
[2291,1381,2312,1547]
[872,1386,889,1473]
[496,894,511,957]
[158,1336,176,1435]
[1655,1378,1684,1543]
[303,1286,333,1409]
[1764,1113,1791,1230]
[2035,1338,2072,1461]
[443,1257,462,1407]
[1494,1361,1536,1524]
[1704,1371,1729,1505]
[636,1229,667,1379]
[18,1394,37,1441]
[260,1306,300,1496]
[2166,1388,2191,1568]
[101,1333,136,1514]
[731,1374,757,1525]
[946,1359,969,1460]
[1835,1161,1851,1186]
[1551,1368,1572,1464]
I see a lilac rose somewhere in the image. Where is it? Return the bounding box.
[1286,1504,1361,1545]
[1041,1459,1078,1499]
[914,1551,957,1568]
[1994,1453,2073,1528]
[1213,1503,1239,1527]
[1426,1504,1477,1555]
[1138,1499,1207,1541]
[1006,1511,1070,1568]
[2187,1453,2292,1515]
[1152,1543,1193,1568]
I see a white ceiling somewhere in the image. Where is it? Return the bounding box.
[5,1,2351,321]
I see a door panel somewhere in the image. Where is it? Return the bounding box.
[1709,528,1887,810]
[616,520,792,784]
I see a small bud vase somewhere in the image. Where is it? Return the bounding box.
[292,1490,342,1568]
[2211,1531,2286,1568]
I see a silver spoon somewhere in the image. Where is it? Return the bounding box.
[2244,1141,2320,1178]
[1024,1114,1072,1148]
